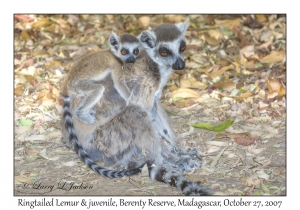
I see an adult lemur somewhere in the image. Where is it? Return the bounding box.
[61,19,212,195]
[61,32,140,125]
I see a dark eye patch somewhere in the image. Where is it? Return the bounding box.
[159,46,172,57]
[179,40,186,52]
[133,48,139,55]
[121,48,129,55]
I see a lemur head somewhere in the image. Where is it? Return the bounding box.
[109,32,140,65]
[139,18,189,70]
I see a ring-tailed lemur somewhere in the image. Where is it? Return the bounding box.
[62,19,212,195]
[61,32,142,178]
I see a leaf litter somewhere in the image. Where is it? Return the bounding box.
[14,14,285,196]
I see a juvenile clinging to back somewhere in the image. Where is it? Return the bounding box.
[61,32,141,125]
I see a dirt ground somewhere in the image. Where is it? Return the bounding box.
[14,101,286,196]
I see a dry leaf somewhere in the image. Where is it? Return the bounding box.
[62,161,78,167]
[171,88,201,100]
[46,131,62,139]
[233,92,252,101]
[215,18,241,30]
[15,176,33,184]
[21,30,30,41]
[255,14,267,22]
[14,85,26,96]
[206,141,229,147]
[180,77,207,90]
[267,77,286,99]
[245,174,261,187]
[206,146,221,154]
[45,60,62,69]
[234,137,256,146]
[204,33,220,46]
[247,145,266,155]
[27,147,40,156]
[173,98,197,108]
[260,51,286,63]
[213,77,236,92]
[39,148,59,161]
[138,16,151,28]
[24,135,48,141]
[209,64,235,79]
[32,18,53,29]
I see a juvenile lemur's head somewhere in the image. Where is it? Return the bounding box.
[109,32,140,65]
[139,18,189,70]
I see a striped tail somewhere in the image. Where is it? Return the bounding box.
[149,164,212,196]
[62,94,141,178]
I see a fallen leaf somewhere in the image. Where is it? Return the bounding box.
[180,77,207,90]
[247,145,266,155]
[27,147,40,156]
[138,16,151,28]
[255,14,267,22]
[171,88,201,101]
[19,118,35,126]
[213,76,236,92]
[266,77,286,99]
[39,148,59,161]
[205,15,215,25]
[15,176,33,184]
[206,141,229,147]
[245,174,261,187]
[24,135,48,141]
[15,126,32,135]
[210,147,228,169]
[192,118,235,132]
[260,51,286,63]
[14,15,34,22]
[62,161,78,167]
[209,64,238,79]
[14,85,26,96]
[21,30,30,41]
[233,92,253,101]
[234,137,256,146]
[215,18,241,30]
[32,18,53,29]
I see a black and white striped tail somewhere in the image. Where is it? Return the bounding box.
[62,94,141,178]
[149,164,212,196]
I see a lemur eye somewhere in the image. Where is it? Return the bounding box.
[180,46,186,51]
[180,40,186,52]
[121,49,127,55]
[134,49,139,55]
[159,47,169,57]
[160,51,168,57]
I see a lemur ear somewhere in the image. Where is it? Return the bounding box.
[139,30,157,49]
[109,31,120,50]
[176,18,190,35]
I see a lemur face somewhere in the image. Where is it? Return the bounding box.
[139,19,189,70]
[109,33,141,65]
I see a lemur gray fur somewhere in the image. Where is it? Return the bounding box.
[61,19,212,195]
[61,32,140,125]
[61,32,142,178]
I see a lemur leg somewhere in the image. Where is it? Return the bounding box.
[152,101,201,171]
[74,80,105,125]
[152,100,179,146]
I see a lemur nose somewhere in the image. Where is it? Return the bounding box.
[172,58,185,70]
[127,57,136,63]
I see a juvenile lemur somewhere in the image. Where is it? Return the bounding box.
[62,19,212,195]
[61,32,140,125]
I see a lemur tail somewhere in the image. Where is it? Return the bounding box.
[148,163,212,196]
[62,94,141,178]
